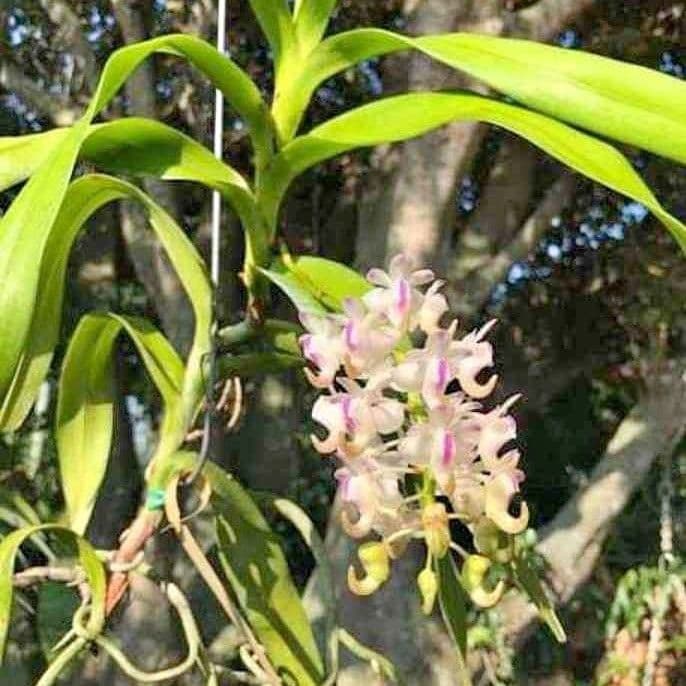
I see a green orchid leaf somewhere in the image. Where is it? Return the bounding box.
[0,123,86,420]
[260,254,371,315]
[1,174,210,434]
[56,313,184,535]
[336,628,401,684]
[0,119,257,233]
[248,0,297,95]
[218,352,304,378]
[273,27,686,160]
[261,92,686,252]
[0,128,67,191]
[436,554,470,683]
[0,33,267,416]
[280,255,372,310]
[88,34,272,166]
[36,583,81,659]
[293,0,338,56]
[259,266,328,316]
[258,495,336,670]
[208,462,324,686]
[512,553,566,644]
[0,525,105,663]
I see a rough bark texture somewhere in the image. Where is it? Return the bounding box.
[451,171,577,320]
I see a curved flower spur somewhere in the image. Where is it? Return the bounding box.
[299,254,529,613]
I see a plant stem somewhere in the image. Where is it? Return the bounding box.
[35,637,87,686]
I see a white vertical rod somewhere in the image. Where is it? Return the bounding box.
[193,0,227,481]
[211,0,227,286]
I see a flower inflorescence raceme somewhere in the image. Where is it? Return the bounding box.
[299,255,529,613]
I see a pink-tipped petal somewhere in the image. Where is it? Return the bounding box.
[366,268,391,287]
[409,268,435,285]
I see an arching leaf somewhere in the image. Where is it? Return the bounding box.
[1,174,210,432]
[0,33,267,413]
[56,313,184,535]
[210,462,324,686]
[0,119,257,231]
[248,0,296,83]
[273,27,686,159]
[261,92,686,252]
[293,0,338,56]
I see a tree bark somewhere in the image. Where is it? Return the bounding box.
[355,0,502,274]
[451,171,577,320]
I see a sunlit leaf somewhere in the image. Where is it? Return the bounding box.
[262,92,686,253]
[279,255,371,310]
[248,0,297,93]
[0,118,257,236]
[56,313,183,535]
[210,463,324,686]
[259,266,328,315]
[293,0,338,56]
[1,174,210,433]
[273,27,686,162]
[0,33,267,417]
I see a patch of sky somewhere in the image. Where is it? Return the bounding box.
[660,51,684,78]
[621,201,648,225]
[457,176,478,214]
[156,79,173,100]
[317,80,346,107]
[86,5,116,44]
[125,394,154,463]
[7,9,30,47]
[557,29,581,49]
[358,59,383,96]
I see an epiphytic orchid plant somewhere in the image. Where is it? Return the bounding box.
[0,1,685,684]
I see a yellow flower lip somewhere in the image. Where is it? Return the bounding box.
[461,554,505,608]
[347,541,390,596]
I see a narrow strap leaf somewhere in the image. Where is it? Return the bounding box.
[273,26,686,161]
[293,0,338,57]
[56,313,184,535]
[1,174,210,433]
[261,92,686,253]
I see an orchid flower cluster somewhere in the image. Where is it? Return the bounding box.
[299,255,529,613]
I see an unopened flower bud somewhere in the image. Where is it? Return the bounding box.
[422,502,451,558]
[347,542,390,596]
[417,567,438,615]
[461,554,505,608]
[473,517,514,563]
